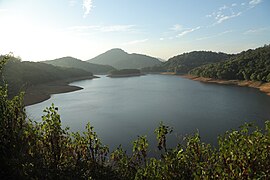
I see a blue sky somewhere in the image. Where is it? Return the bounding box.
[0,0,269,61]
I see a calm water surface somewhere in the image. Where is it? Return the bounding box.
[26,75,270,152]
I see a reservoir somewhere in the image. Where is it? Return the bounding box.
[26,75,270,152]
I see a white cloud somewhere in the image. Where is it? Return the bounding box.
[177,26,201,37]
[206,1,256,26]
[122,39,148,45]
[244,27,269,34]
[196,36,211,41]
[216,12,242,24]
[161,25,201,40]
[101,25,136,32]
[249,0,262,5]
[219,30,233,35]
[83,0,93,18]
[219,5,228,10]
[197,30,233,41]
[170,24,183,31]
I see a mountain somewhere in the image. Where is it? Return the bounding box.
[190,45,270,82]
[87,48,162,69]
[163,51,231,74]
[43,56,115,74]
[158,58,167,62]
[1,56,93,97]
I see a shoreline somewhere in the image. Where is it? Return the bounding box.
[181,74,270,96]
[24,73,270,106]
[24,76,99,106]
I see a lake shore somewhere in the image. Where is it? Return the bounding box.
[24,76,98,106]
[182,74,270,96]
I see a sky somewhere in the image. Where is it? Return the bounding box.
[0,0,269,61]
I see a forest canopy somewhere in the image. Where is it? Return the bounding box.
[190,45,270,82]
[163,51,231,74]
[0,56,93,97]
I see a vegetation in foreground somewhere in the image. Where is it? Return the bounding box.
[1,56,270,179]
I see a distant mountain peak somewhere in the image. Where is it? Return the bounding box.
[106,48,128,54]
[56,56,80,61]
[63,56,75,59]
[88,48,162,69]
[110,48,125,51]
[42,56,115,74]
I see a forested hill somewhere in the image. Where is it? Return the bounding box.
[163,51,231,74]
[87,48,162,69]
[108,69,143,77]
[1,56,92,97]
[190,45,270,82]
[43,56,115,74]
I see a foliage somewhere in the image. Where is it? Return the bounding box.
[109,69,141,75]
[141,65,166,73]
[1,56,92,97]
[1,56,270,179]
[190,45,270,82]
[163,51,231,74]
[154,121,173,152]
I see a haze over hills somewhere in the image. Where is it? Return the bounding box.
[158,58,167,62]
[163,51,231,74]
[87,48,162,69]
[43,56,115,74]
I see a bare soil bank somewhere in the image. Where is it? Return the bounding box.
[182,75,270,96]
[24,76,98,106]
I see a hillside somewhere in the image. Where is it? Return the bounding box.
[141,65,166,73]
[190,45,270,82]
[163,51,231,74]
[88,48,162,69]
[43,56,115,74]
[1,56,94,104]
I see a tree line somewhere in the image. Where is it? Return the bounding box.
[163,51,231,74]
[190,45,270,82]
[0,56,92,98]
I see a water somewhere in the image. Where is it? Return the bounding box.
[26,75,270,153]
